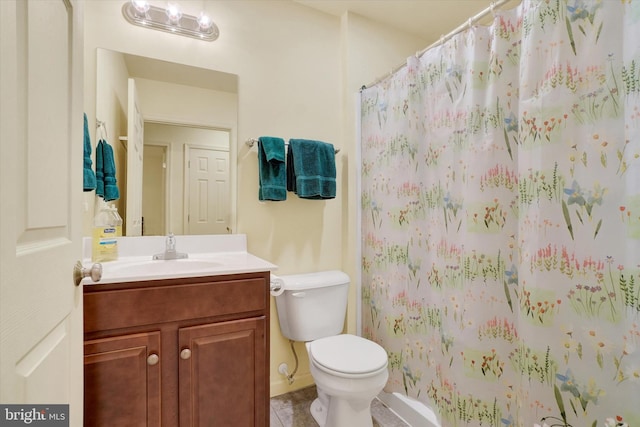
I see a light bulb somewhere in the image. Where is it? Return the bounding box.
[165,2,182,24]
[130,0,150,15]
[197,12,213,30]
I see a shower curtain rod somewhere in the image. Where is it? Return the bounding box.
[362,0,514,90]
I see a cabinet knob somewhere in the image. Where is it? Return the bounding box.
[180,348,192,360]
[147,353,159,366]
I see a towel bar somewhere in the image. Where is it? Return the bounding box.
[246,138,340,154]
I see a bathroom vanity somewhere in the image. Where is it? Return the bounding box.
[81,235,276,427]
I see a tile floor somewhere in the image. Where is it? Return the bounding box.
[270,385,410,427]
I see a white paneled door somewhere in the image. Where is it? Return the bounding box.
[186,146,230,235]
[0,0,84,425]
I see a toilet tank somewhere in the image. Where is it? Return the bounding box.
[274,270,350,342]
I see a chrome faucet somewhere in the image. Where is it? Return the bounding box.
[153,233,188,260]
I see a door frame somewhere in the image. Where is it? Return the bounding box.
[142,141,170,236]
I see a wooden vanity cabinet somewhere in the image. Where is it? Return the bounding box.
[83,271,270,427]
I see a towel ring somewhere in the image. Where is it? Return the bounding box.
[96,119,108,141]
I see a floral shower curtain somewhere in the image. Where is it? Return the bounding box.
[360,1,640,426]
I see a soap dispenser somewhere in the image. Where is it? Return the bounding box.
[110,204,123,237]
[92,200,119,262]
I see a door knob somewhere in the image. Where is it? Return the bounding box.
[180,348,192,360]
[73,261,102,286]
[147,353,159,366]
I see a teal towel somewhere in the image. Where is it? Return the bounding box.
[83,113,96,191]
[286,139,336,200]
[258,136,287,201]
[96,139,120,201]
[95,140,105,197]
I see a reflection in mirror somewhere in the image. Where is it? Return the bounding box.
[144,123,231,236]
[95,48,238,236]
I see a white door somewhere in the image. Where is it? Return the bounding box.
[126,78,144,236]
[186,146,230,235]
[0,0,84,424]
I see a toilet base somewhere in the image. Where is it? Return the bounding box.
[310,395,375,427]
[310,397,327,426]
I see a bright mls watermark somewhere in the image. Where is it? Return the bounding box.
[0,405,69,426]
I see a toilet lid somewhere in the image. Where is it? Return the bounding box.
[309,334,388,375]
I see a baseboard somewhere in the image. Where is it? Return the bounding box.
[270,372,315,397]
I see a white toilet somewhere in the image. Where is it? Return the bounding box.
[274,271,389,427]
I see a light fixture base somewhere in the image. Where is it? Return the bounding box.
[122,2,219,42]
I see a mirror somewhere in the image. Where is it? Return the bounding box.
[95,48,238,236]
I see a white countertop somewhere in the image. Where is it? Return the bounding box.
[82,234,277,285]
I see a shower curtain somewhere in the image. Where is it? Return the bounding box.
[360,1,640,426]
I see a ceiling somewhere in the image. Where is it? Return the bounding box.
[295,0,520,44]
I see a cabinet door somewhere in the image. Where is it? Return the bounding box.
[84,332,161,427]
[179,317,266,427]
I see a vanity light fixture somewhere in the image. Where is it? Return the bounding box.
[122,0,219,42]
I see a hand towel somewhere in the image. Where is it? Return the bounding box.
[258,136,287,201]
[83,113,96,191]
[101,141,120,201]
[96,139,120,201]
[286,139,336,199]
[95,140,105,198]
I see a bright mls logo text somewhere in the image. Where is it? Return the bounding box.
[0,405,69,426]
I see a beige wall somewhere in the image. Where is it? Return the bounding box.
[84,0,426,396]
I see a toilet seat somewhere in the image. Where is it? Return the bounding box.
[308,334,388,379]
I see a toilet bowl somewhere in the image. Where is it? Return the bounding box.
[274,271,389,427]
[306,334,389,427]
